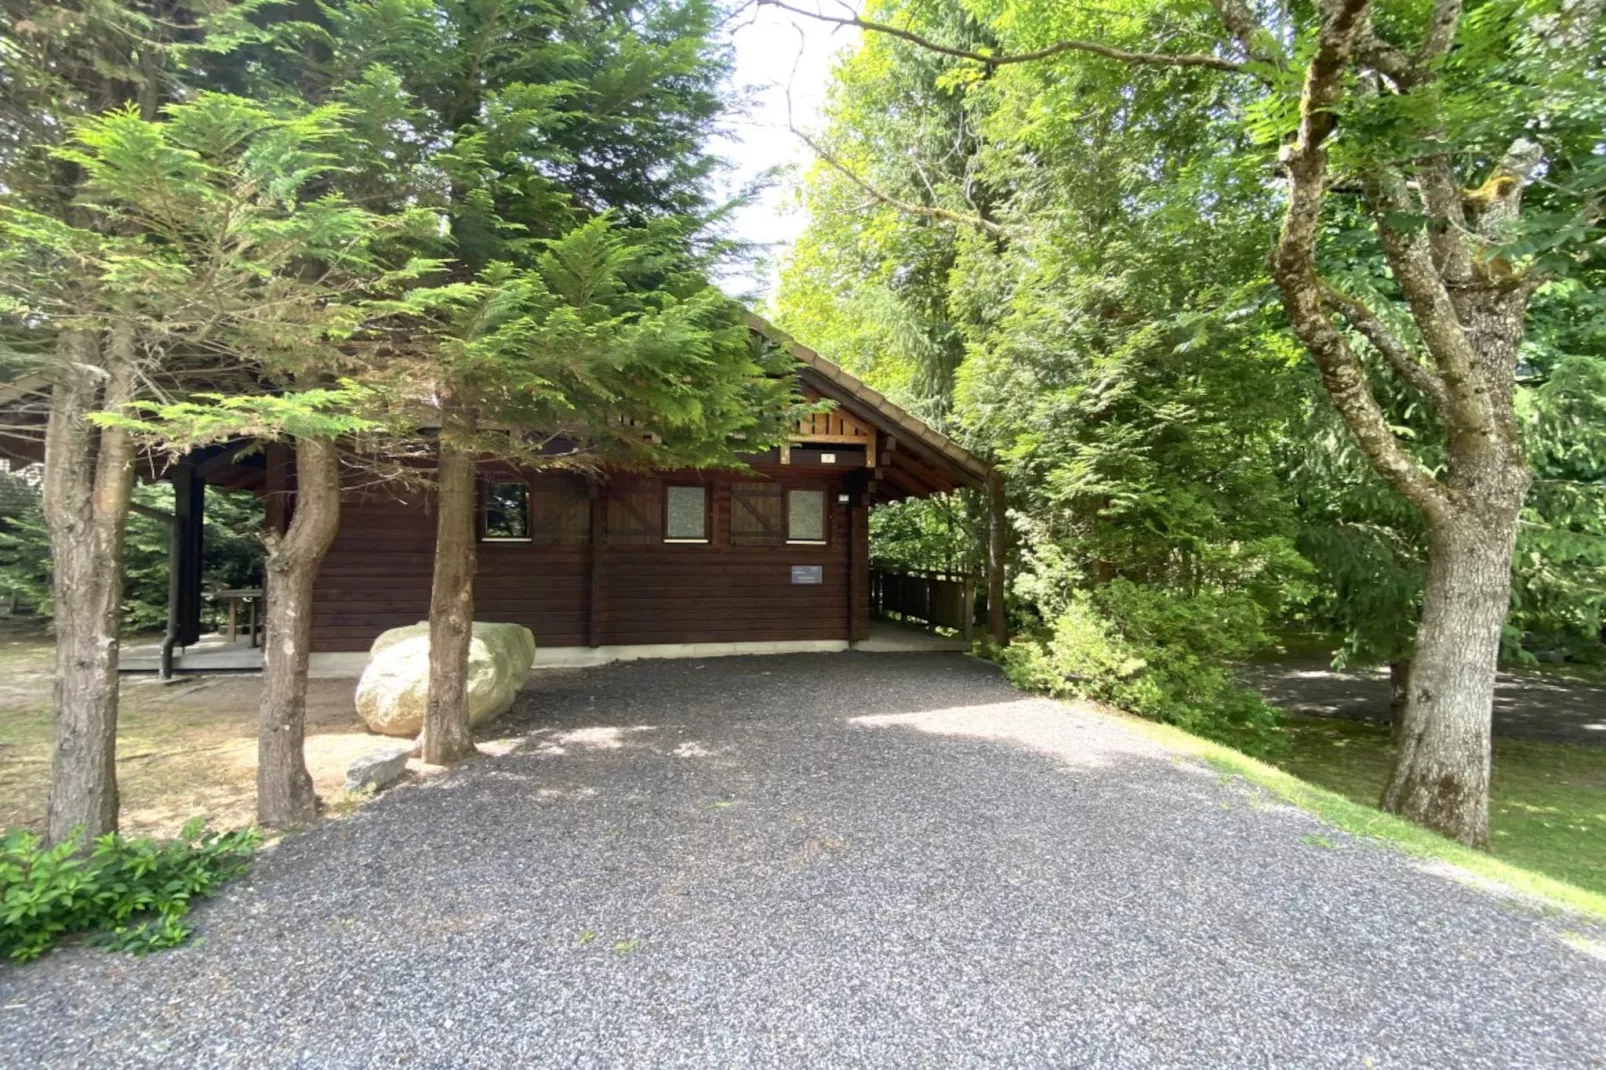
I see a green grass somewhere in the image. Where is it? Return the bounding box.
[1269,716,1606,898]
[1122,715,1606,921]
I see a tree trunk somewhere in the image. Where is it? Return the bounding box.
[43,327,137,846]
[1381,501,1522,848]
[1387,657,1410,742]
[421,438,478,765]
[986,466,1007,645]
[257,434,342,829]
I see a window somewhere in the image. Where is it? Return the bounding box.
[483,481,531,540]
[665,484,707,542]
[730,481,783,545]
[787,489,826,543]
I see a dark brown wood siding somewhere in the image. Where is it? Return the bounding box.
[310,464,869,653]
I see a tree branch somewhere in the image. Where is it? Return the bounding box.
[1364,166,1488,437]
[786,100,1007,239]
[757,0,1244,72]
[1208,0,1286,65]
[1271,0,1454,522]
[1419,0,1462,63]
[1319,281,1452,414]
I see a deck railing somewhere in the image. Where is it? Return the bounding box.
[869,566,978,642]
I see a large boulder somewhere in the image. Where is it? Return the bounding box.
[355,621,536,738]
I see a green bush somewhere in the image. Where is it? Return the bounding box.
[998,580,1282,751]
[0,817,260,963]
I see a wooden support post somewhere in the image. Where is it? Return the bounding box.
[846,476,870,643]
[174,460,205,647]
[962,574,976,646]
[587,477,605,648]
[986,467,1007,645]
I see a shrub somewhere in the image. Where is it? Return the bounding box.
[997,581,1282,752]
[0,817,260,964]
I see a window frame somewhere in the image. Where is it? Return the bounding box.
[662,482,711,544]
[784,487,829,545]
[480,478,533,543]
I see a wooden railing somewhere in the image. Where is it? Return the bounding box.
[870,566,977,642]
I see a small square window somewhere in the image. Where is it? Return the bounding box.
[484,481,531,540]
[787,489,825,542]
[665,485,707,541]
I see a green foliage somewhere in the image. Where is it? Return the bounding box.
[360,219,801,471]
[868,495,984,575]
[1511,278,1606,657]
[0,817,260,964]
[997,581,1282,749]
[781,0,1606,695]
[0,481,263,631]
[778,0,1314,706]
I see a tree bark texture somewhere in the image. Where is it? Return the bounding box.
[257,435,342,829]
[421,438,478,765]
[1268,0,1539,846]
[1388,658,1410,741]
[43,326,137,846]
[1381,504,1521,847]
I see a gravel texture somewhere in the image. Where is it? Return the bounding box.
[3,653,1604,1069]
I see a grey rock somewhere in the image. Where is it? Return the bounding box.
[343,745,412,793]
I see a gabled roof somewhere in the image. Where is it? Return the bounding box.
[745,314,991,497]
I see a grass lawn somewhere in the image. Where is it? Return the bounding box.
[1269,716,1606,897]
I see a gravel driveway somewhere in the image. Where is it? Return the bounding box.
[3,653,1604,1069]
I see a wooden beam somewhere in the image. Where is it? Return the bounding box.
[588,477,605,647]
[878,466,928,500]
[264,440,291,535]
[847,472,871,642]
[173,461,205,647]
[799,372,986,489]
[888,448,958,496]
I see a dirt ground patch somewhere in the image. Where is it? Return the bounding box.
[0,634,405,838]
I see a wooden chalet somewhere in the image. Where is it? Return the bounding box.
[0,316,1002,673]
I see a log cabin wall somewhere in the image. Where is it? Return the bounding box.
[309,463,870,654]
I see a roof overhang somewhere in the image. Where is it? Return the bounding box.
[746,314,991,500]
